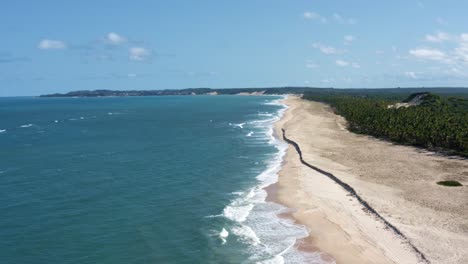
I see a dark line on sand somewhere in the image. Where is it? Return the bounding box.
[281,128,429,263]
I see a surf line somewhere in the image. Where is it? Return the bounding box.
[281,128,429,264]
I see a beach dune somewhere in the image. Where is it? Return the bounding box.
[274,96,468,264]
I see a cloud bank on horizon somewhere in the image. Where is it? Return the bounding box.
[0,0,468,96]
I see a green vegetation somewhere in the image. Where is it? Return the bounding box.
[436,181,463,187]
[302,91,468,157]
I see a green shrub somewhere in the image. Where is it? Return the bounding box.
[437,180,463,187]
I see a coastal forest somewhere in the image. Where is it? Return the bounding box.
[302,92,468,157]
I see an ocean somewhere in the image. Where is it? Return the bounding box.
[0,95,313,263]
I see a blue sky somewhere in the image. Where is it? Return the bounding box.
[1,0,468,96]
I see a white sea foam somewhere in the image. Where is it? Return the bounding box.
[223,204,254,222]
[232,225,261,245]
[204,214,223,218]
[263,98,285,106]
[247,131,254,137]
[54,120,59,123]
[220,228,229,238]
[0,129,6,133]
[229,122,246,129]
[259,112,274,117]
[20,124,33,128]
[220,228,229,244]
[258,255,284,264]
[249,117,277,125]
[215,96,328,262]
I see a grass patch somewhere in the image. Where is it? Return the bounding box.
[437,180,463,187]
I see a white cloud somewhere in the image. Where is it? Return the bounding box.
[454,34,468,63]
[405,71,418,79]
[454,46,468,63]
[335,60,360,68]
[336,59,349,67]
[38,39,66,50]
[409,48,448,62]
[312,43,342,55]
[410,32,468,65]
[129,47,150,61]
[425,31,451,42]
[106,32,127,45]
[303,11,327,23]
[460,33,468,42]
[333,13,357,25]
[344,35,355,44]
[303,12,313,18]
[400,68,468,82]
[303,11,356,25]
[456,34,468,62]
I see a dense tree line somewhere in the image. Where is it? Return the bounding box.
[303,92,468,157]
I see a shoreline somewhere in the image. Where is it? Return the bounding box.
[271,96,468,263]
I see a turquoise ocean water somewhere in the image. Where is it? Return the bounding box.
[0,95,322,263]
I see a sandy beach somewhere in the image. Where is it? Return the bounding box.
[273,96,468,264]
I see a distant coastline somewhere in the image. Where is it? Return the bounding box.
[39,88,296,97]
[39,87,468,98]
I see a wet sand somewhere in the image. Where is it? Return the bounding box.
[273,96,468,264]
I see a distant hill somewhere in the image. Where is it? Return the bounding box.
[40,87,468,98]
[40,87,314,97]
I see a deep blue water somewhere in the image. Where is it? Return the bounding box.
[0,95,314,264]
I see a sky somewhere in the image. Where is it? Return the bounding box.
[1,0,468,96]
